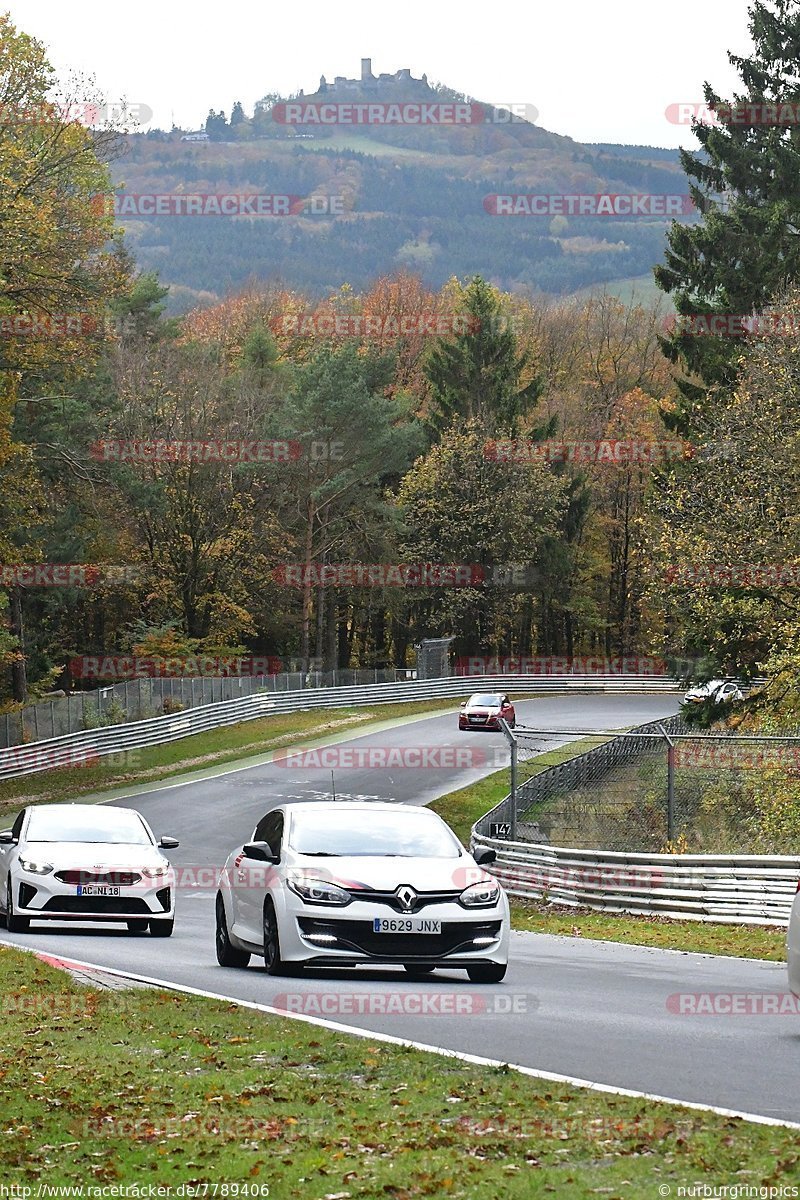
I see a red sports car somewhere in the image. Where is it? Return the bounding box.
[459,693,516,731]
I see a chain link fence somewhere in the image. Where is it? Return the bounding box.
[0,669,410,749]
[481,716,800,855]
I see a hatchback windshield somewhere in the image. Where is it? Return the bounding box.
[25,808,152,845]
[288,809,462,858]
[469,694,502,706]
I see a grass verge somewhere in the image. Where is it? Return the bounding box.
[429,747,789,963]
[0,699,461,820]
[0,945,794,1196]
[509,901,787,961]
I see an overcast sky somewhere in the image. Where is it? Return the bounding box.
[7,0,754,147]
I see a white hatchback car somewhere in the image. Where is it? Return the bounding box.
[0,803,179,936]
[788,885,800,999]
[216,801,510,981]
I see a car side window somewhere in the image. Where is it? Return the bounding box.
[254,812,284,856]
[10,811,25,841]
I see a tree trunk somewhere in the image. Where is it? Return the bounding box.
[300,499,314,677]
[9,589,27,703]
[325,591,338,670]
[315,585,325,668]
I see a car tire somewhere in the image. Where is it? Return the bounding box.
[215,894,250,968]
[403,964,436,976]
[149,918,174,938]
[127,919,149,934]
[6,877,30,934]
[262,898,299,976]
[467,963,507,983]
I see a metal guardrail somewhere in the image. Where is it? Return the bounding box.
[0,668,412,749]
[470,835,800,926]
[472,715,800,926]
[0,674,679,781]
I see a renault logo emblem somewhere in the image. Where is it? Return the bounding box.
[396,885,418,912]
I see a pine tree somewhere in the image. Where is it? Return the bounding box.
[423,276,550,438]
[655,0,800,425]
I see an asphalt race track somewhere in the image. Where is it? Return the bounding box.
[5,693,800,1124]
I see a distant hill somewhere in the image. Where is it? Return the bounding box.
[112,64,690,311]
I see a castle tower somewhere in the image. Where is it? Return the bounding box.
[361,58,374,81]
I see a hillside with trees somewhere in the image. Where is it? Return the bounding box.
[6,0,800,749]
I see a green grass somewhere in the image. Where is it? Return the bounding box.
[0,699,462,820]
[509,901,788,961]
[567,273,673,309]
[0,946,795,1196]
[307,133,431,158]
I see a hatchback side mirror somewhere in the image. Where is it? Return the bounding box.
[159,836,180,849]
[0,829,15,845]
[243,841,279,863]
[473,847,497,865]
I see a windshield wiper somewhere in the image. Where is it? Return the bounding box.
[301,851,342,857]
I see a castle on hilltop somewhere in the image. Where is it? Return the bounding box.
[310,59,430,97]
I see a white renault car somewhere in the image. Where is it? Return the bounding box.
[0,804,179,936]
[216,801,509,981]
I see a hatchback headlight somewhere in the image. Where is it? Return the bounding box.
[19,858,53,875]
[141,864,171,879]
[288,876,351,906]
[459,878,500,908]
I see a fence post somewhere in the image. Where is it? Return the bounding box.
[499,717,518,840]
[659,724,676,844]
